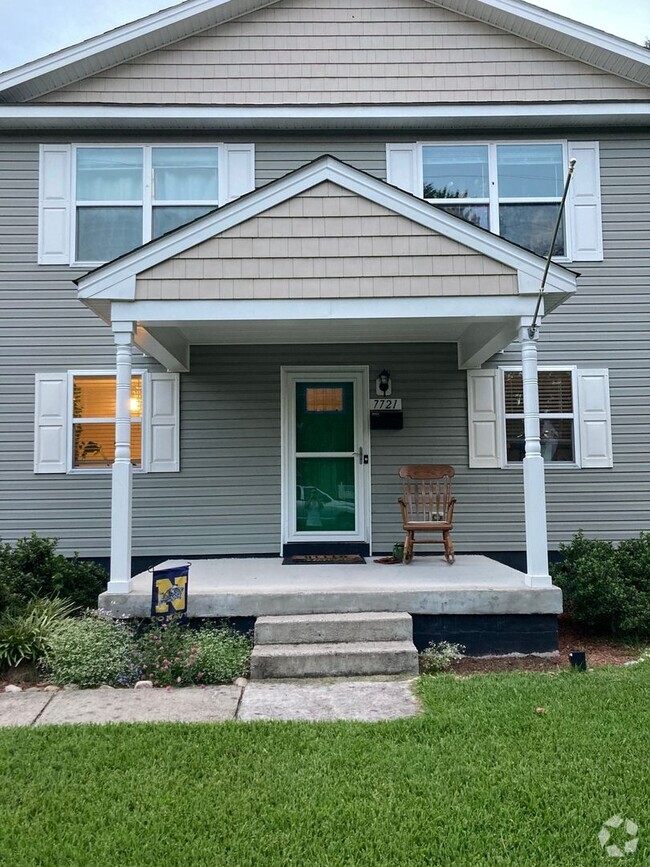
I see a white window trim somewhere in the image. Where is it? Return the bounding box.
[71,143,226,268]
[498,365,581,469]
[67,368,147,474]
[417,139,572,263]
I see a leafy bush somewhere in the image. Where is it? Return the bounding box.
[551,531,650,637]
[420,641,465,674]
[192,626,252,684]
[45,611,137,687]
[0,534,107,614]
[0,597,77,669]
[137,616,198,687]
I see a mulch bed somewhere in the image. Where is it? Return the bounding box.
[450,616,644,676]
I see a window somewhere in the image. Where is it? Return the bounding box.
[39,143,255,266]
[72,374,143,470]
[466,367,612,470]
[422,142,566,257]
[34,370,180,475]
[74,145,220,263]
[503,369,575,464]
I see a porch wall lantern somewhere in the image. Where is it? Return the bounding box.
[375,369,392,397]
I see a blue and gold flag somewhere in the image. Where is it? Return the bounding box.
[151,564,189,617]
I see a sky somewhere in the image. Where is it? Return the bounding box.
[0,0,649,74]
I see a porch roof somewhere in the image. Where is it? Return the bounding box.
[76,156,577,372]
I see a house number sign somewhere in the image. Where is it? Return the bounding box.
[369,398,402,411]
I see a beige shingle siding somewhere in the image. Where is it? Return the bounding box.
[35,0,648,105]
[136,182,518,301]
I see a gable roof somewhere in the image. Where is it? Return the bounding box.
[76,154,577,304]
[1,0,649,104]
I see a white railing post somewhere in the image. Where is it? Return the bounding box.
[108,322,134,594]
[519,323,551,587]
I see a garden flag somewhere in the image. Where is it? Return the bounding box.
[151,564,189,617]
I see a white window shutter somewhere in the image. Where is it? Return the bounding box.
[467,370,501,468]
[223,144,255,202]
[386,143,418,196]
[147,373,180,472]
[34,373,68,473]
[577,369,613,468]
[568,142,603,262]
[38,144,72,265]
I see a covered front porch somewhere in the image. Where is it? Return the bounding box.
[75,155,578,605]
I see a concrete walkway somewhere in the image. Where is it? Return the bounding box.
[0,678,421,727]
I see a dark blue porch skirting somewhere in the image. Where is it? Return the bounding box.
[411,614,559,655]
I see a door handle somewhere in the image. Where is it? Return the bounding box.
[358,447,369,465]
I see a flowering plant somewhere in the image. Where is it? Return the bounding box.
[136,615,199,687]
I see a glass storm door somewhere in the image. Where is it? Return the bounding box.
[283,368,369,544]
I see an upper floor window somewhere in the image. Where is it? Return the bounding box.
[37,142,255,267]
[75,145,219,263]
[386,139,604,263]
[422,142,566,257]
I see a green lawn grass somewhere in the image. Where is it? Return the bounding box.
[1,664,649,867]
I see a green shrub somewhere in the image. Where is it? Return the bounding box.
[551,531,650,637]
[420,640,465,674]
[137,616,198,687]
[45,612,136,687]
[193,626,252,684]
[0,597,77,669]
[0,533,107,614]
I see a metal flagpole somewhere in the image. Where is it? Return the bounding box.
[527,158,577,339]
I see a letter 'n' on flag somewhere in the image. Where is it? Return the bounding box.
[151,564,189,617]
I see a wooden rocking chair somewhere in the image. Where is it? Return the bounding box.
[398,465,456,564]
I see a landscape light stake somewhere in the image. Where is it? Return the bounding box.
[569,651,587,671]
[527,158,577,339]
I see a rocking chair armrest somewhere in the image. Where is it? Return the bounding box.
[398,497,408,523]
[446,497,457,524]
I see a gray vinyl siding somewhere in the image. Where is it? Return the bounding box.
[493,137,650,544]
[255,139,385,184]
[0,133,649,556]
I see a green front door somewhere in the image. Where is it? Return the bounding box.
[284,368,369,544]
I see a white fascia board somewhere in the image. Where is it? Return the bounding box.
[2,103,649,124]
[112,295,540,325]
[435,0,650,71]
[77,156,576,300]
[0,0,273,98]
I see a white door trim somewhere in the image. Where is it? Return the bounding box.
[280,366,371,550]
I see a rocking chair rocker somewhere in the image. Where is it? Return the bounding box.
[398,465,456,564]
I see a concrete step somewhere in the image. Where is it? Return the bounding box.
[254,612,413,645]
[250,640,419,679]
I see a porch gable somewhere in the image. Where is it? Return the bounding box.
[135,181,518,303]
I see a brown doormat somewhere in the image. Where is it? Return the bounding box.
[283,554,366,565]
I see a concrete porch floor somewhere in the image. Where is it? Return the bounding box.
[99,555,562,618]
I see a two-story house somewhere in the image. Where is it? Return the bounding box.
[0,0,648,655]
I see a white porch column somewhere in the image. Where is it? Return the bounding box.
[519,323,551,587]
[108,322,134,594]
